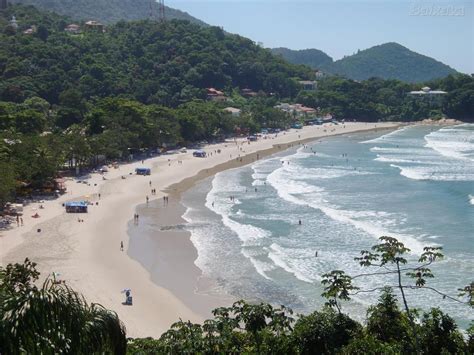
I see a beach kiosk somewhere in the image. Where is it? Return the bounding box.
[193,150,206,158]
[65,201,88,213]
[135,167,151,175]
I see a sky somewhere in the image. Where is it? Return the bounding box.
[168,0,474,73]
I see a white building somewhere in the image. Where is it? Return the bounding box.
[10,15,18,30]
[408,86,447,96]
[223,107,241,117]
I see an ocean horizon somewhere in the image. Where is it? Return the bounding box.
[182,124,473,327]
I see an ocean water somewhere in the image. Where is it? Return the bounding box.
[182,124,474,327]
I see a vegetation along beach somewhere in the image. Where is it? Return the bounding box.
[0,1,473,353]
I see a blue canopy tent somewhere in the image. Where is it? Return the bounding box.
[135,167,151,175]
[65,201,88,213]
[193,150,206,157]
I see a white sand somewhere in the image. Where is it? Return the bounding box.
[0,122,399,337]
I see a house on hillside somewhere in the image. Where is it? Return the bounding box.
[223,107,241,117]
[299,80,318,91]
[9,15,18,30]
[314,70,325,80]
[65,24,81,34]
[206,88,227,102]
[23,26,36,35]
[84,21,105,33]
[241,88,258,98]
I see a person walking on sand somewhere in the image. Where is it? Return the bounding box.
[146,196,149,204]
[16,215,19,227]
[120,241,124,251]
[20,217,23,226]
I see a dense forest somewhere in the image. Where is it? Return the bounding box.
[275,43,458,83]
[0,5,473,207]
[1,237,473,353]
[11,0,207,25]
[296,74,474,122]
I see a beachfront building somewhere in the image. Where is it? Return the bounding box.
[206,88,227,102]
[408,86,447,105]
[223,107,241,117]
[408,86,447,97]
[275,103,318,118]
[84,20,105,33]
[299,80,318,91]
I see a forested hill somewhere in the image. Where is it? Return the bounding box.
[325,43,457,82]
[10,0,207,26]
[0,5,311,106]
[271,47,333,69]
[273,43,458,83]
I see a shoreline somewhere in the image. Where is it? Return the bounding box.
[0,122,403,338]
[127,124,403,321]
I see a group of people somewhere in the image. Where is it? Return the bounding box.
[133,213,140,224]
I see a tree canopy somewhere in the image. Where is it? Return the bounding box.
[0,4,472,207]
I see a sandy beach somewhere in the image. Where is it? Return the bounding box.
[0,122,400,338]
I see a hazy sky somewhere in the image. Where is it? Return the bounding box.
[168,0,474,73]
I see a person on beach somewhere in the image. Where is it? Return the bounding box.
[146,196,149,204]
[20,217,23,226]
[16,215,19,227]
[120,241,124,251]
[299,219,302,225]
[149,181,152,187]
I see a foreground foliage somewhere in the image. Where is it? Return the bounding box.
[0,236,472,354]
[127,292,471,354]
[0,259,127,354]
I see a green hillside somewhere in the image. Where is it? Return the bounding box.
[0,5,310,107]
[325,42,457,82]
[271,47,333,69]
[10,0,207,25]
[1,5,472,205]
[273,43,458,83]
